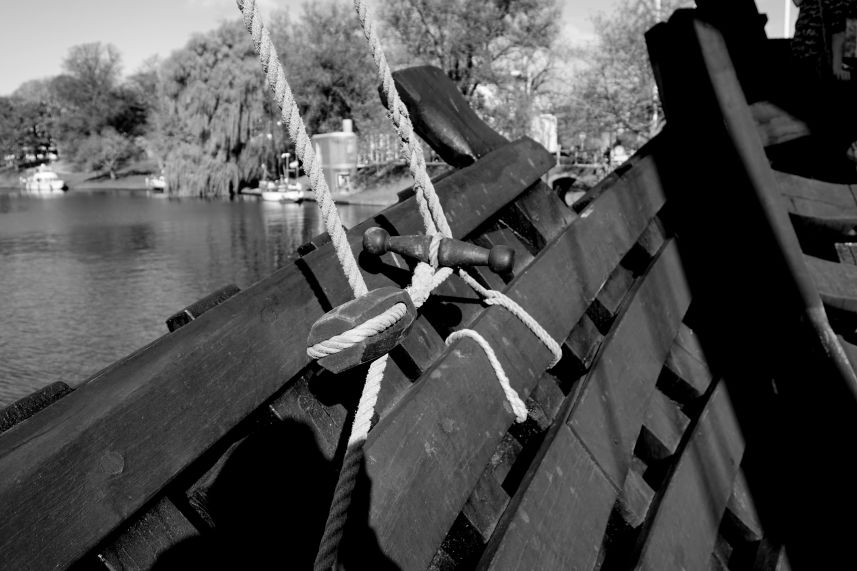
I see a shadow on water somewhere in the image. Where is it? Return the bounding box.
[151,418,398,570]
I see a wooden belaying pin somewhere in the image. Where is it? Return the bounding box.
[362,227,515,274]
[307,286,417,374]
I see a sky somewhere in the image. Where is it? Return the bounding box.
[0,0,796,96]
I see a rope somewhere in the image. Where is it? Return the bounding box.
[315,354,388,570]
[458,270,563,367]
[446,330,528,422]
[237,0,368,299]
[307,303,408,359]
[352,0,452,239]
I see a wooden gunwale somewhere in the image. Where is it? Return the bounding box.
[0,137,554,569]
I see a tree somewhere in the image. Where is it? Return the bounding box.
[52,43,123,140]
[0,97,54,164]
[380,0,561,138]
[270,1,390,136]
[151,20,279,196]
[76,127,139,179]
[563,0,692,146]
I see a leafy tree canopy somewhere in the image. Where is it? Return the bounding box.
[152,19,278,196]
[562,0,692,147]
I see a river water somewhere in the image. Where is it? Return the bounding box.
[0,188,380,406]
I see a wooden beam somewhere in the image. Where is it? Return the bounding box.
[568,239,691,487]
[0,138,553,570]
[358,139,672,568]
[635,382,745,570]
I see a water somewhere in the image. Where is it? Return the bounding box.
[0,188,380,406]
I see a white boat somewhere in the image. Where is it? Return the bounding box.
[21,167,66,192]
[145,175,166,192]
[260,180,305,202]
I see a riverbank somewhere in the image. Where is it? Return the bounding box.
[1,161,453,205]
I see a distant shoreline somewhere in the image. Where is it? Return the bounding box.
[0,170,415,207]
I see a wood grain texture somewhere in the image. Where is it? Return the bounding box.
[359,141,671,568]
[805,254,857,315]
[636,382,745,571]
[391,65,509,167]
[774,171,857,219]
[98,497,200,570]
[480,426,617,571]
[568,240,691,487]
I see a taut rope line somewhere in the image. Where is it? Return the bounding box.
[237,0,368,299]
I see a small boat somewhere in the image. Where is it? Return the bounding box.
[2,3,857,569]
[20,166,66,192]
[145,175,166,192]
[261,180,305,202]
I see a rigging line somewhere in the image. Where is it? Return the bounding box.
[237,0,368,298]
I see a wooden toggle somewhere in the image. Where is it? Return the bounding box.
[362,227,515,274]
[307,286,417,374]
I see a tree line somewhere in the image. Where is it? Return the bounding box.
[0,0,683,195]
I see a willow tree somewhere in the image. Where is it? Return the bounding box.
[153,20,278,196]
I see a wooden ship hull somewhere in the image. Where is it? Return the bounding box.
[2,3,857,569]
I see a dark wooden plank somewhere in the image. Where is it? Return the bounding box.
[774,171,857,218]
[635,382,745,570]
[461,465,510,542]
[479,215,686,569]
[636,214,668,258]
[529,371,566,424]
[360,142,671,568]
[166,284,241,332]
[392,65,509,167]
[638,390,690,461]
[588,264,636,333]
[480,426,617,570]
[617,457,655,528]
[492,180,577,254]
[98,496,200,570]
[751,101,811,147]
[835,243,857,265]
[723,469,763,544]
[0,139,553,570]
[0,382,73,435]
[660,325,715,403]
[805,254,857,315]
[840,337,857,373]
[568,239,692,487]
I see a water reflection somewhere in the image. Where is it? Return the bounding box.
[0,189,380,405]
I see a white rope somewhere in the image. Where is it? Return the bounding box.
[307,303,408,359]
[446,330,528,422]
[352,0,452,239]
[458,270,563,367]
[237,0,368,299]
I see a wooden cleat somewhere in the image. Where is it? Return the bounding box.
[307,286,417,374]
[363,226,515,274]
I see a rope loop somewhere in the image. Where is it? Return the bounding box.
[446,329,528,422]
[458,271,563,367]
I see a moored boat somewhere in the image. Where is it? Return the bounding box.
[20,166,67,192]
[144,175,166,192]
[1,2,857,569]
